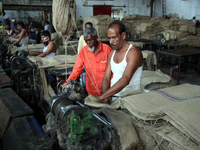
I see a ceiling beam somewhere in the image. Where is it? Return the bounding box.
[3,5,52,11]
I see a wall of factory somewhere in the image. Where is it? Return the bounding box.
[75,0,163,20]
[166,0,200,20]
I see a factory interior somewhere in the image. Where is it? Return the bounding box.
[0,0,200,149]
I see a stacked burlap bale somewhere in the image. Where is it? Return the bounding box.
[177,35,200,47]
[83,15,114,40]
[196,28,200,37]
[121,15,197,46]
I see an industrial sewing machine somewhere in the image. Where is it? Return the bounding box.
[8,55,41,105]
[42,80,120,150]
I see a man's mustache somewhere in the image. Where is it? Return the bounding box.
[111,44,117,47]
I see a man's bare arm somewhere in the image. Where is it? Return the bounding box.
[11,31,25,46]
[10,33,20,38]
[36,44,56,57]
[98,47,143,100]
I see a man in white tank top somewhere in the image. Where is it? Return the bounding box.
[94,20,143,104]
[9,22,29,46]
[4,24,16,37]
[36,30,56,58]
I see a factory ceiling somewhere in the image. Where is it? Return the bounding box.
[2,0,52,11]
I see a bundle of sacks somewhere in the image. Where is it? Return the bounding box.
[83,15,114,40]
[121,15,197,46]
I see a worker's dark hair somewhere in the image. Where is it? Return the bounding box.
[193,16,196,19]
[17,22,25,28]
[108,20,126,35]
[46,20,49,24]
[40,30,51,38]
[85,22,93,27]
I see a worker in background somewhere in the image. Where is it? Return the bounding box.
[44,20,53,34]
[192,17,196,23]
[11,19,18,30]
[36,30,56,58]
[94,21,143,104]
[4,24,16,36]
[9,22,29,46]
[28,21,36,40]
[65,27,112,96]
[77,22,93,53]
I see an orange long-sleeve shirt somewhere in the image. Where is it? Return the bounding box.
[67,41,111,95]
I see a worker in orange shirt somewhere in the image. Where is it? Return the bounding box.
[66,27,112,95]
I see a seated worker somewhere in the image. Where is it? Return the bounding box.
[36,30,57,58]
[9,22,29,46]
[77,22,93,53]
[192,17,196,23]
[11,19,18,30]
[4,24,16,36]
[28,21,36,40]
[44,21,53,34]
[65,27,112,96]
[95,21,143,104]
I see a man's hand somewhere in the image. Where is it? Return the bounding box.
[93,96,111,105]
[103,98,111,105]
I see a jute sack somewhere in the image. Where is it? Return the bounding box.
[28,55,77,69]
[83,15,114,38]
[133,117,199,150]
[121,84,200,144]
[178,36,200,47]
[95,108,140,150]
[135,23,153,32]
[7,37,36,44]
[7,44,44,55]
[142,50,157,70]
[141,70,176,90]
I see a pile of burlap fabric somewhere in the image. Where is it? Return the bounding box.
[83,15,114,40]
[121,15,197,46]
[85,83,200,149]
[28,55,77,102]
[122,83,200,149]
[177,35,200,47]
[7,37,36,44]
[141,69,176,90]
[7,44,44,55]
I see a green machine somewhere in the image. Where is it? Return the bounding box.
[43,81,113,150]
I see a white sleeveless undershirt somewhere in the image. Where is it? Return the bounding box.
[7,29,16,36]
[20,30,29,46]
[43,42,56,58]
[110,44,143,96]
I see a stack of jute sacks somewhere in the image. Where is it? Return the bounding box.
[121,14,199,46]
[83,15,114,40]
[121,83,200,149]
